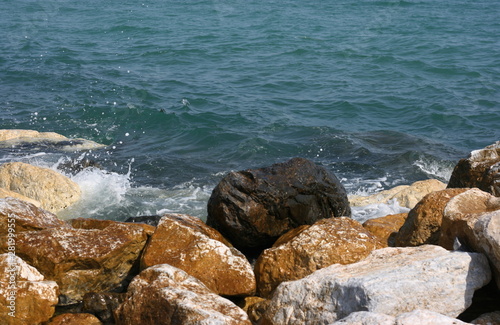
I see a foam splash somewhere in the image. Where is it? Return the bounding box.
[413,157,454,181]
[350,199,410,224]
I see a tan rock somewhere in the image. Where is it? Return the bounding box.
[363,213,408,246]
[2,222,148,305]
[439,188,499,249]
[395,188,468,246]
[140,213,255,296]
[0,129,106,151]
[240,297,270,325]
[255,217,384,298]
[349,179,446,209]
[115,264,252,325]
[0,188,41,207]
[0,254,59,325]
[0,197,68,236]
[46,313,102,325]
[439,188,500,289]
[0,162,81,213]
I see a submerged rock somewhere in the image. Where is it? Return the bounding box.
[207,157,351,251]
[0,254,59,325]
[255,217,384,298]
[261,245,491,325]
[115,264,252,325]
[0,162,81,213]
[0,129,106,151]
[448,141,500,196]
[140,213,255,296]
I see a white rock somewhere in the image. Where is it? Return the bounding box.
[332,311,395,325]
[395,309,472,325]
[262,245,491,325]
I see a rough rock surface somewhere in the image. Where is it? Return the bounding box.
[0,162,81,213]
[115,264,252,325]
[82,292,126,324]
[349,179,446,209]
[255,217,384,297]
[362,213,407,246]
[439,189,500,288]
[0,129,106,151]
[395,188,468,246]
[5,222,148,305]
[0,188,41,207]
[439,188,500,249]
[70,217,156,237]
[207,157,351,250]
[448,141,500,196]
[46,313,103,325]
[0,254,59,325]
[331,311,395,325]
[0,198,68,236]
[471,311,500,325]
[140,213,255,296]
[334,310,473,325]
[261,245,491,325]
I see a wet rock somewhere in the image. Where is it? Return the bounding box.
[448,141,500,196]
[70,217,156,237]
[0,254,59,325]
[4,222,148,305]
[0,198,68,236]
[0,129,106,151]
[238,296,269,325]
[140,213,255,296]
[207,157,351,251]
[46,313,103,325]
[115,264,252,325]
[124,215,163,227]
[261,246,491,325]
[0,162,81,213]
[395,188,468,246]
[349,179,446,209]
[255,217,384,298]
[82,292,125,324]
[362,213,407,246]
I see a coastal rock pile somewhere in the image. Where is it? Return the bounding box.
[0,138,499,324]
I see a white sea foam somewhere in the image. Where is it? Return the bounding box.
[350,199,410,224]
[413,157,453,181]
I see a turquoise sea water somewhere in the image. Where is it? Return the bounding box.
[1,0,499,221]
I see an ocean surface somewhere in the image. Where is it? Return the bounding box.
[1,0,499,222]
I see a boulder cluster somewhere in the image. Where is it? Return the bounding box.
[0,130,499,325]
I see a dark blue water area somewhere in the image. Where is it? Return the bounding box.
[0,0,499,220]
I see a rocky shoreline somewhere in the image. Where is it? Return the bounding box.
[0,130,499,325]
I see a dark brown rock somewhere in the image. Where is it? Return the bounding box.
[82,292,125,324]
[46,313,103,325]
[207,158,351,251]
[447,141,500,196]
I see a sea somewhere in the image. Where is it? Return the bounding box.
[0,0,499,223]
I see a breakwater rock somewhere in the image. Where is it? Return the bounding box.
[0,141,499,324]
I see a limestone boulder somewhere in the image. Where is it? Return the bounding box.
[331,311,395,325]
[261,245,491,325]
[3,222,148,305]
[439,188,499,249]
[362,213,407,246]
[438,189,500,289]
[207,157,351,251]
[447,141,500,196]
[46,313,102,325]
[0,198,68,236]
[0,188,41,207]
[0,254,59,325]
[140,213,255,296]
[255,217,384,298]
[0,162,81,213]
[0,129,106,151]
[70,217,156,237]
[395,188,468,246]
[115,264,252,325]
[349,179,446,209]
